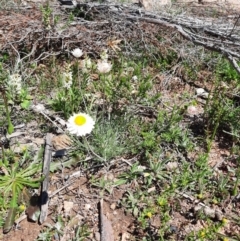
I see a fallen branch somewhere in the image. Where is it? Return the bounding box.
[99,199,115,241]
[39,133,53,224]
[71,3,240,74]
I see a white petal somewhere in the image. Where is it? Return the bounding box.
[97,62,112,73]
[71,48,83,58]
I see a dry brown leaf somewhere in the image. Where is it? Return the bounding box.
[91,73,99,80]
[107,39,122,52]
[52,134,72,150]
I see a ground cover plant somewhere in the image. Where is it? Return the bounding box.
[1,0,240,241]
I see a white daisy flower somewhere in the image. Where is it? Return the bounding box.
[8,73,22,94]
[67,113,95,136]
[71,48,83,58]
[62,71,73,89]
[97,61,112,73]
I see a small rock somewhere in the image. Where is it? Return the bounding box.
[105,173,115,181]
[215,209,223,221]
[196,88,209,98]
[201,92,209,98]
[147,187,156,193]
[137,165,146,172]
[32,103,46,113]
[110,203,116,210]
[194,205,203,213]
[203,206,215,218]
[186,105,198,116]
[166,161,178,170]
[15,124,25,129]
[85,204,91,211]
[63,201,74,216]
[196,88,205,95]
[121,232,130,241]
[95,232,101,241]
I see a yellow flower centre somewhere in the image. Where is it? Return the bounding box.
[19,204,26,211]
[74,115,87,126]
[146,212,152,218]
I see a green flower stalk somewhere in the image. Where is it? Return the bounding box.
[2,89,14,134]
[1,72,23,135]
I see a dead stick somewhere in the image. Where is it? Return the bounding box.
[39,133,53,224]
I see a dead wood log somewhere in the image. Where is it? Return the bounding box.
[71,3,240,74]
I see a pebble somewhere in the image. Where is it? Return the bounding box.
[195,88,209,98]
[110,203,116,210]
[85,204,91,210]
[94,232,101,241]
[166,161,178,170]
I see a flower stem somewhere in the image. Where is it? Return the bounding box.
[2,91,14,134]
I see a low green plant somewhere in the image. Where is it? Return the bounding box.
[119,162,145,183]
[232,168,240,196]
[204,83,240,151]
[50,64,87,119]
[37,226,53,241]
[72,224,91,241]
[121,191,143,217]
[40,2,53,29]
[0,66,14,134]
[89,116,128,163]
[37,215,90,241]
[90,176,114,195]
[186,219,229,241]
[18,88,32,109]
[145,157,166,185]
[138,207,155,229]
[215,57,240,82]
[0,148,43,233]
[0,194,5,229]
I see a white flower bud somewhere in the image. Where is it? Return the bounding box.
[71,48,83,58]
[97,62,112,73]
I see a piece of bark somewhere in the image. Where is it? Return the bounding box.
[39,133,53,224]
[100,199,114,241]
